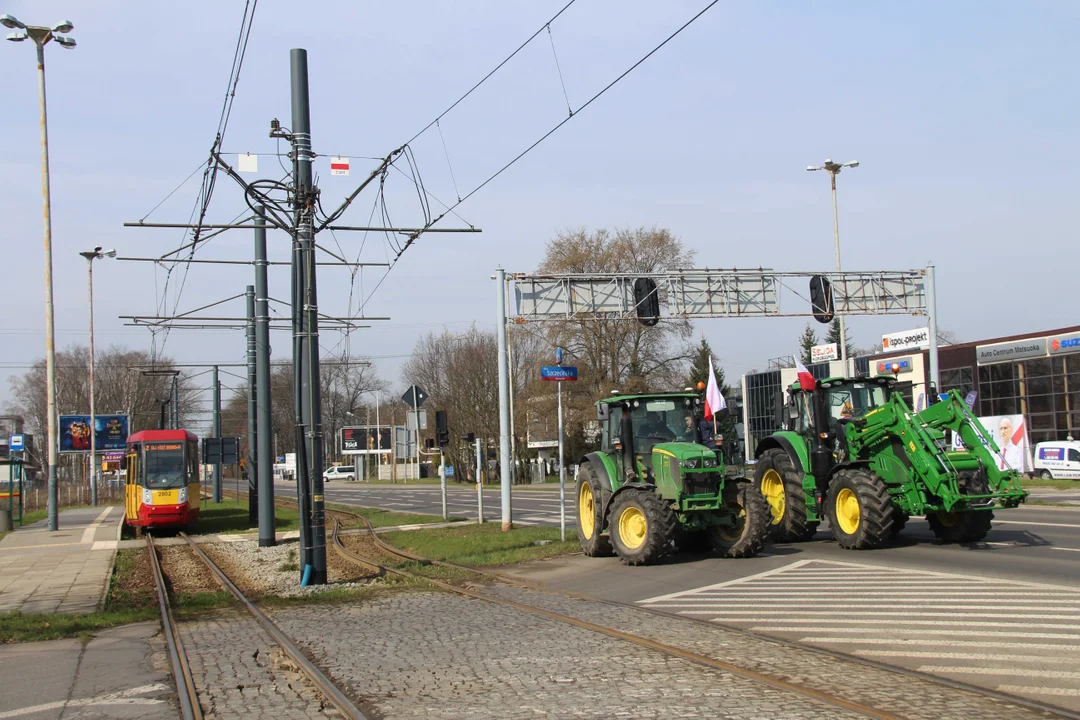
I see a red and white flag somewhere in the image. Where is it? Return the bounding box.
[330,156,350,176]
[704,355,726,421]
[794,355,816,391]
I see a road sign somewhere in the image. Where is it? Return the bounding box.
[541,366,578,381]
[402,385,428,408]
[406,410,428,431]
[445,465,454,478]
[8,434,24,452]
[330,156,350,176]
[202,437,240,465]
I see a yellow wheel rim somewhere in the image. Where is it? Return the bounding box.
[760,470,785,525]
[578,481,595,539]
[717,502,746,542]
[618,506,648,550]
[937,512,960,528]
[835,487,861,535]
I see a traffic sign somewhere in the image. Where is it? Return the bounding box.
[402,385,428,408]
[445,465,455,478]
[541,366,578,381]
[8,434,24,452]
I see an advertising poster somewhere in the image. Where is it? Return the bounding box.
[951,414,1032,473]
[59,414,129,453]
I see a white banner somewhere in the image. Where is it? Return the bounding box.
[810,343,838,363]
[882,327,930,352]
[951,414,1032,473]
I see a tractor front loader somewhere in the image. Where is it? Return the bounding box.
[753,376,1027,549]
[576,392,770,566]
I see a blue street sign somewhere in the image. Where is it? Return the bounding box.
[964,390,978,409]
[541,365,578,381]
[9,434,24,452]
[445,465,455,478]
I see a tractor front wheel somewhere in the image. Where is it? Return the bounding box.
[575,464,613,557]
[710,481,770,558]
[928,510,994,543]
[610,488,677,566]
[826,468,893,550]
[755,448,818,543]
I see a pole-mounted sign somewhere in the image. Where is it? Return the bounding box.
[540,366,578,381]
[401,385,428,407]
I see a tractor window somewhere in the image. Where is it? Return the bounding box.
[605,407,623,451]
[793,392,813,434]
[827,383,888,424]
[629,400,692,448]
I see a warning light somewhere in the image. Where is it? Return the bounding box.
[890,363,901,376]
[696,381,706,391]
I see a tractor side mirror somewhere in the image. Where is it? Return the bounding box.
[596,404,610,421]
[788,403,800,420]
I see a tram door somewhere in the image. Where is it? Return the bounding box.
[125,446,140,521]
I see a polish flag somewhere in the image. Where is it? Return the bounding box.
[794,355,816,391]
[704,355,726,421]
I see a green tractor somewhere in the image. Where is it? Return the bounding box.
[753,375,1028,549]
[576,392,770,565]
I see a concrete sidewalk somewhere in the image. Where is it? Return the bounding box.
[0,505,123,615]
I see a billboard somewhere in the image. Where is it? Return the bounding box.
[881,327,930,352]
[950,413,1032,473]
[810,343,838,363]
[59,414,129,453]
[341,426,392,455]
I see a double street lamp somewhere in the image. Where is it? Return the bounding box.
[807,158,859,369]
[4,14,77,531]
[79,248,116,507]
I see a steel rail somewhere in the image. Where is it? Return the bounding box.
[180,532,368,719]
[323,506,1078,720]
[146,535,202,720]
[322,511,896,720]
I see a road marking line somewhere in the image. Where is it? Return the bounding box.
[0,683,168,719]
[991,519,1080,529]
[857,650,1063,662]
[918,666,1080,680]
[757,628,1080,638]
[803,637,1080,650]
[997,685,1080,697]
[650,599,1080,607]
[672,610,1080,619]
[80,507,115,544]
[1051,547,1080,553]
[639,559,815,603]
[91,540,118,551]
[690,591,1080,598]
[788,559,1080,592]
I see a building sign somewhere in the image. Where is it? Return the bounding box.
[58,414,129,453]
[810,343,838,363]
[976,338,1047,365]
[340,426,392,455]
[1048,331,1080,356]
[881,327,930,352]
[876,356,914,375]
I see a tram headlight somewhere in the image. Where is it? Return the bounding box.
[178,487,188,504]
[142,487,152,505]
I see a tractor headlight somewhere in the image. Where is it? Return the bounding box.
[142,487,153,505]
[702,458,717,468]
[681,459,699,469]
[178,487,188,504]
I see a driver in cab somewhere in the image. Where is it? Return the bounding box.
[642,411,675,442]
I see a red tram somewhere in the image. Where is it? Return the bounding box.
[124,429,201,530]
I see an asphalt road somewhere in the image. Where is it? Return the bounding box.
[284,478,1080,713]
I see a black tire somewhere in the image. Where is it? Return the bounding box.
[675,528,711,554]
[891,510,909,539]
[345,475,354,482]
[754,448,819,542]
[609,487,678,566]
[927,510,994,543]
[1041,470,1053,480]
[826,467,894,550]
[710,480,770,558]
[575,463,613,557]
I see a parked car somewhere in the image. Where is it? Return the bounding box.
[1033,441,1080,480]
[323,465,356,482]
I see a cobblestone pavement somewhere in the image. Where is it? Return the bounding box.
[179,608,347,719]
[480,583,1063,720]
[270,591,871,720]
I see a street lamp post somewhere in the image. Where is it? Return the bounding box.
[807,158,859,371]
[4,14,77,531]
[79,247,115,507]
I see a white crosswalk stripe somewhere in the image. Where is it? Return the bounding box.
[640,558,1080,712]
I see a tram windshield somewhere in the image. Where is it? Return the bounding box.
[143,443,188,489]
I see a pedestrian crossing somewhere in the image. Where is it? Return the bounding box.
[640,559,1080,710]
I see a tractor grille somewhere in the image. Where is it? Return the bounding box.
[669,456,720,496]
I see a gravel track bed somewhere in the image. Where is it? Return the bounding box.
[201,538,376,598]
[159,545,222,595]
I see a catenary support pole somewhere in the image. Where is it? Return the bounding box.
[496,268,513,530]
[926,264,939,393]
[246,285,258,524]
[290,140,310,572]
[212,365,222,502]
[476,437,484,524]
[254,206,275,546]
[557,379,566,542]
[86,255,97,507]
[292,48,327,584]
[440,450,447,520]
[170,375,178,429]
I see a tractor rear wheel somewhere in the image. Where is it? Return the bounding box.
[710,480,770,558]
[610,487,677,566]
[575,463,613,557]
[928,510,994,543]
[755,448,818,542]
[826,468,893,550]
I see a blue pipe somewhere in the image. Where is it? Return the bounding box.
[300,564,313,586]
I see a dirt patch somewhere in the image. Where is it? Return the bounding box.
[159,545,222,595]
[108,548,156,610]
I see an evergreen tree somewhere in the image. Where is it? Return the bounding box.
[798,323,818,364]
[825,319,855,358]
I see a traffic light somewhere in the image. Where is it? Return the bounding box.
[809,275,834,324]
[435,410,449,447]
[633,277,660,327]
[425,438,435,450]
[463,432,476,444]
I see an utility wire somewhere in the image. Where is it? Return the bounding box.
[546,24,573,116]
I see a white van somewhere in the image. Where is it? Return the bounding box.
[323,465,356,482]
[1032,441,1080,480]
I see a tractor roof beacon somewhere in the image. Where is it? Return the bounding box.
[752,375,1028,549]
[576,391,770,566]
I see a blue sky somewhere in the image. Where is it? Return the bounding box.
[2,1,1077,434]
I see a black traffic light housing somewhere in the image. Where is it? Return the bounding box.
[809,275,835,324]
[435,410,449,447]
[425,438,435,450]
[633,277,660,327]
[462,432,476,444]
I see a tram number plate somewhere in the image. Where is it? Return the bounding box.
[154,490,173,501]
